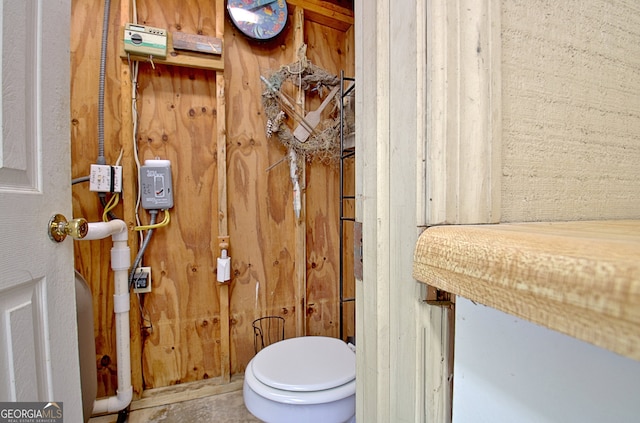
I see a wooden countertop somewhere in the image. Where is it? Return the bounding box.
[412,220,640,361]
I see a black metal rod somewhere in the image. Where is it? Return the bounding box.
[341,151,355,160]
[339,70,347,340]
[339,71,356,341]
[339,70,345,340]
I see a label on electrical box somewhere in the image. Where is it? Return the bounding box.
[124,23,168,58]
[90,164,122,193]
[140,160,174,210]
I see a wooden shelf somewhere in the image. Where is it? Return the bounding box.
[412,220,640,361]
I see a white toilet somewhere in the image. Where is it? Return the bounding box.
[243,336,356,423]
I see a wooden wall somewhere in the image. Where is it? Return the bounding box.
[71,0,354,398]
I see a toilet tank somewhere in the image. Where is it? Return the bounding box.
[75,271,97,422]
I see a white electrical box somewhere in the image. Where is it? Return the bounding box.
[140,159,174,210]
[124,23,168,58]
[89,164,122,193]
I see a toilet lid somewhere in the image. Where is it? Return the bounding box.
[252,336,355,392]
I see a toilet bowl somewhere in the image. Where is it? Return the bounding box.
[243,336,356,423]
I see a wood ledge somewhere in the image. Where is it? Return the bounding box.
[412,220,640,361]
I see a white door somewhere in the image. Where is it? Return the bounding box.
[0,0,82,420]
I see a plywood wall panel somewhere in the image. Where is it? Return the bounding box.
[225,25,299,372]
[71,0,124,399]
[134,0,216,35]
[134,63,221,387]
[304,19,353,337]
[72,0,354,394]
[306,163,341,336]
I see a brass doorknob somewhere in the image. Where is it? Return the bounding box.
[48,214,88,242]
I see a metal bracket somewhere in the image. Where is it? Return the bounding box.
[354,221,363,280]
[424,285,454,306]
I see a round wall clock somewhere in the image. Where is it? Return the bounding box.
[227,0,288,41]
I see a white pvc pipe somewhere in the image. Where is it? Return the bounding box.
[83,220,133,415]
[83,220,127,241]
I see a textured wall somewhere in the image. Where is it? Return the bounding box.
[501,0,640,222]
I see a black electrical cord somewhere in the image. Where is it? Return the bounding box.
[71,176,90,185]
[115,406,129,423]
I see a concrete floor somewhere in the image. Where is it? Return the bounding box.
[89,377,261,423]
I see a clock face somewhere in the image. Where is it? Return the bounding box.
[227,0,288,41]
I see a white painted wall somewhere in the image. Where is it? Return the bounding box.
[453,297,640,423]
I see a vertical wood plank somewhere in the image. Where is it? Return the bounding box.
[424,0,502,225]
[117,0,146,400]
[215,0,231,384]
[303,18,352,339]
[293,6,307,338]
[355,0,391,420]
[135,64,220,389]
[71,0,131,398]
[420,304,453,422]
[355,0,454,421]
[225,20,298,374]
[128,0,221,390]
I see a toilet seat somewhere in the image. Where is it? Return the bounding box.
[245,336,356,405]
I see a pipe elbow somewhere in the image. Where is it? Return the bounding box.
[92,385,132,415]
[84,220,127,241]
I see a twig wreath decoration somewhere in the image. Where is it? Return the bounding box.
[260,48,352,165]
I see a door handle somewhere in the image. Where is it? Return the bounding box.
[48,214,88,242]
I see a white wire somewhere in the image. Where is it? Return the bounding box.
[129,57,143,246]
[114,148,124,166]
[131,0,142,242]
[132,0,137,24]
